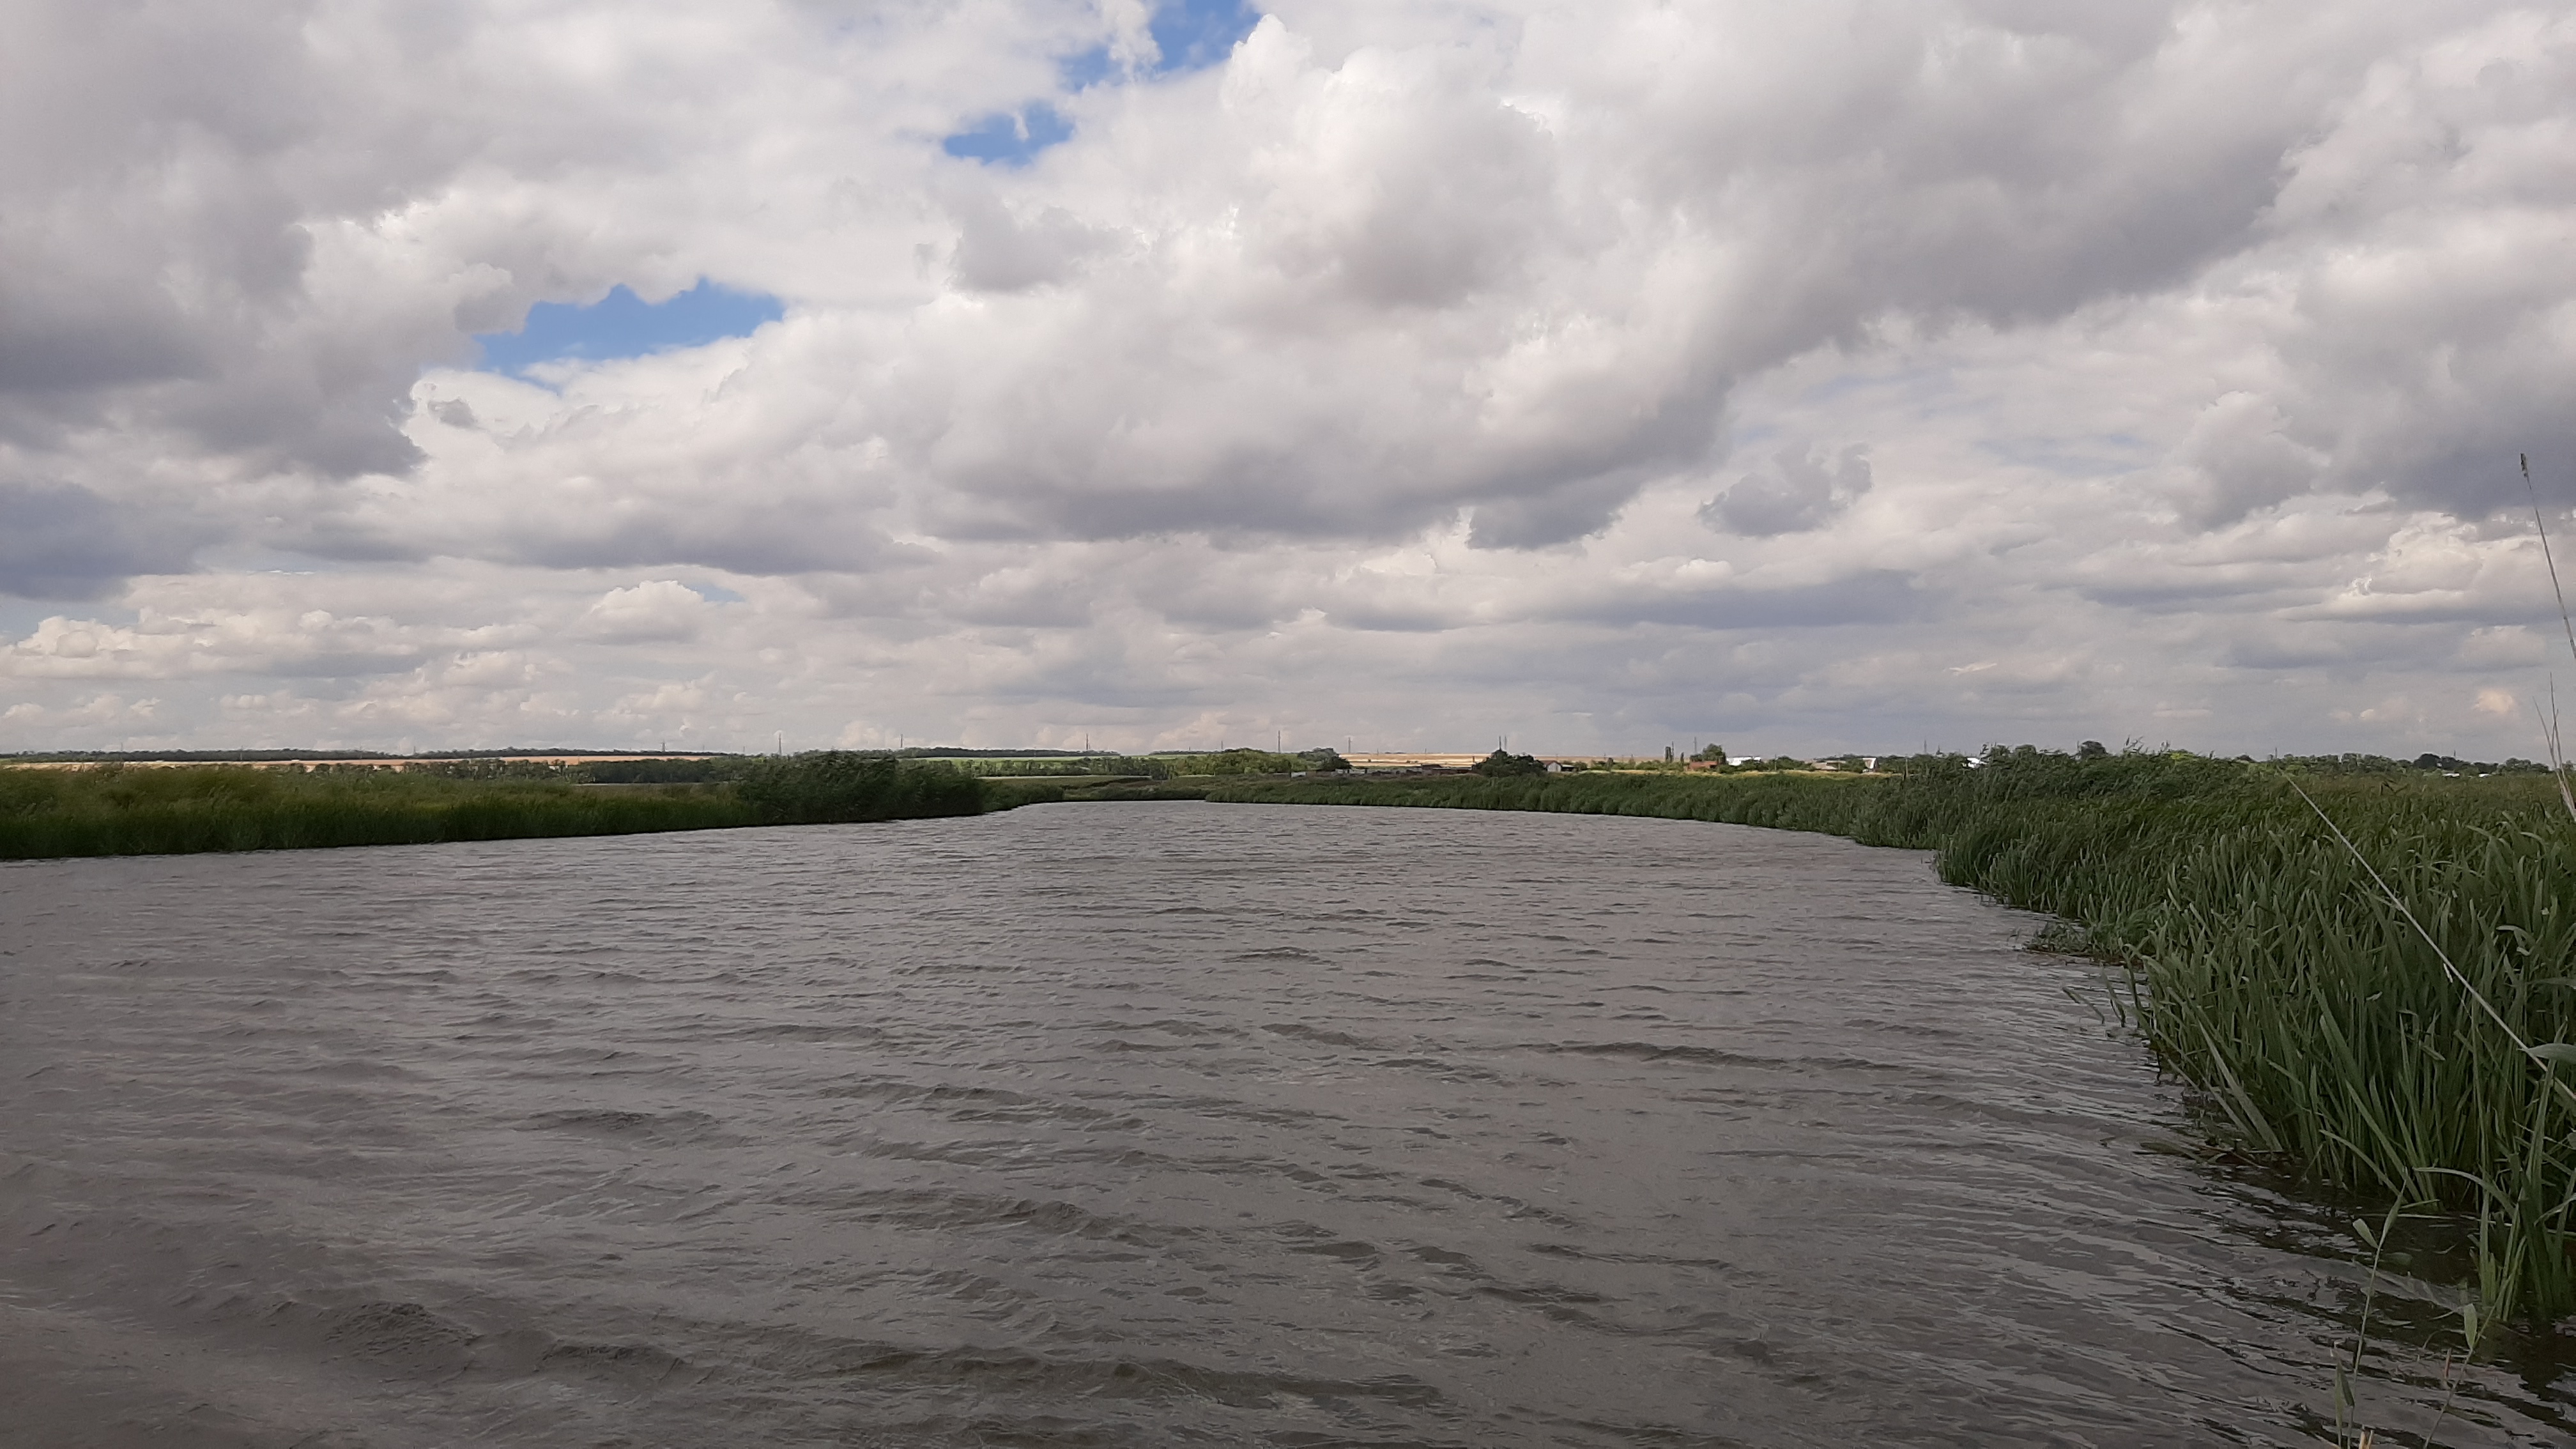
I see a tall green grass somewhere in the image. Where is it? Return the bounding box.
[0,753,993,859]
[1212,755,2576,1333]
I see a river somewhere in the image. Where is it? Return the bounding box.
[1,801,2567,1446]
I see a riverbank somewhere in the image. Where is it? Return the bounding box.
[1206,756,2576,1335]
[0,753,991,859]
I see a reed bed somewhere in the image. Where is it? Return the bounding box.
[0,753,991,859]
[1213,756,2576,1333]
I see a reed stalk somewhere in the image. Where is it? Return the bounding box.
[2520,452,2576,827]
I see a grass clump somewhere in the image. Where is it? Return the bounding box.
[1210,750,2576,1333]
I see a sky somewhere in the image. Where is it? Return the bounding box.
[4,1,2575,760]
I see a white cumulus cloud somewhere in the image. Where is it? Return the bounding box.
[3,1,2574,761]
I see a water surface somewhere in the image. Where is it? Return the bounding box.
[1,802,2566,1446]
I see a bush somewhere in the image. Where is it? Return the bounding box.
[732,752,985,824]
[583,757,728,783]
[1149,748,1307,776]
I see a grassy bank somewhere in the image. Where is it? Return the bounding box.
[1209,756,2576,1334]
[0,753,992,860]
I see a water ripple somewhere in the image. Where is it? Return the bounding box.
[1,802,2569,1446]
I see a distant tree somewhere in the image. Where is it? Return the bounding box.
[1299,747,1350,772]
[1169,748,1305,775]
[1692,743,1728,763]
[2411,752,2483,772]
[2077,740,2109,760]
[1663,744,1675,762]
[1475,749,1547,778]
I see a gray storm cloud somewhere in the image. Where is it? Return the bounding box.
[0,481,198,601]
[1,1,2572,758]
[1703,447,1874,539]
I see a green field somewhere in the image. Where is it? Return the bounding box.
[1207,755,2576,1335]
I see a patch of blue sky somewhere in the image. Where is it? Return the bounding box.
[945,1,1263,166]
[1059,44,1118,91]
[1057,0,1259,88]
[475,280,784,375]
[940,103,1075,166]
[1147,0,1261,75]
[0,597,114,638]
[684,581,746,604]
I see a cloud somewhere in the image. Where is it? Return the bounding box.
[1701,445,1874,537]
[1558,568,1922,631]
[0,480,199,599]
[0,602,482,682]
[947,191,1119,292]
[3,2,2575,760]
[577,580,712,643]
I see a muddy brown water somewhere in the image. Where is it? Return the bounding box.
[1,801,2569,1446]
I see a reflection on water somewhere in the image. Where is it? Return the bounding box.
[0,801,2567,1446]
